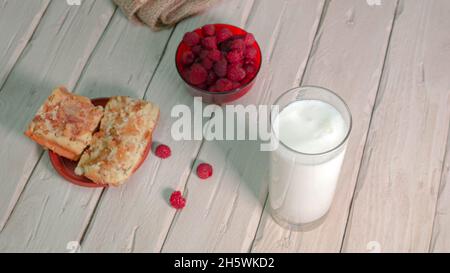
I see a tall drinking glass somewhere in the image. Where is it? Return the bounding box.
[269,86,352,230]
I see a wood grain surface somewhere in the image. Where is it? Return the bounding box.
[0,0,449,253]
[342,0,450,253]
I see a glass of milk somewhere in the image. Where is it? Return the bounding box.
[269,86,352,230]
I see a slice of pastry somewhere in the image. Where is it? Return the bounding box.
[75,96,160,186]
[25,87,104,161]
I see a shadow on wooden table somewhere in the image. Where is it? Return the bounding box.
[0,71,49,137]
[202,138,270,206]
[0,70,61,177]
[75,79,143,99]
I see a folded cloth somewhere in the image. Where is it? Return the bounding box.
[114,0,217,31]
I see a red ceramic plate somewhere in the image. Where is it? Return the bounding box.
[49,97,153,188]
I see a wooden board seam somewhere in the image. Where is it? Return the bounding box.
[0,1,51,95]
[248,0,329,252]
[0,5,119,234]
[429,120,450,251]
[160,0,328,252]
[77,25,177,247]
[158,0,259,252]
[339,0,400,252]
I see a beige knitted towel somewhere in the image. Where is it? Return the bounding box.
[114,0,217,31]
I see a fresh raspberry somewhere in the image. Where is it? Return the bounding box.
[206,71,217,86]
[202,24,216,36]
[155,144,172,159]
[244,64,257,76]
[230,39,245,51]
[201,36,217,50]
[187,63,207,85]
[217,28,233,43]
[244,58,257,66]
[215,78,233,92]
[232,81,241,89]
[213,59,228,78]
[181,70,190,83]
[226,49,244,63]
[244,33,256,46]
[208,85,218,92]
[183,31,200,47]
[199,49,210,60]
[227,64,246,82]
[192,45,202,56]
[197,163,213,179]
[201,58,213,70]
[245,46,257,60]
[181,51,195,66]
[208,49,221,61]
[219,39,233,52]
[170,191,186,209]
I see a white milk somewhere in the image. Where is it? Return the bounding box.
[270,100,348,226]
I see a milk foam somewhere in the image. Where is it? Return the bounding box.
[274,100,347,154]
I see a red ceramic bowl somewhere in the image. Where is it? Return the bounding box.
[176,24,262,104]
[49,97,153,188]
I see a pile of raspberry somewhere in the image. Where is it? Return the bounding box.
[180,24,258,92]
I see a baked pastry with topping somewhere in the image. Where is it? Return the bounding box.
[75,96,159,186]
[25,87,104,161]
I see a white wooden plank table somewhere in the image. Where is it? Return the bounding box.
[0,0,449,253]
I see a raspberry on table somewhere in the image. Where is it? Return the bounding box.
[202,24,216,36]
[244,33,256,46]
[213,59,228,78]
[226,49,244,63]
[215,78,233,92]
[197,163,213,179]
[201,36,217,50]
[155,144,172,159]
[217,28,233,43]
[227,64,246,82]
[187,63,208,85]
[181,51,195,66]
[170,191,186,209]
[183,31,200,47]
